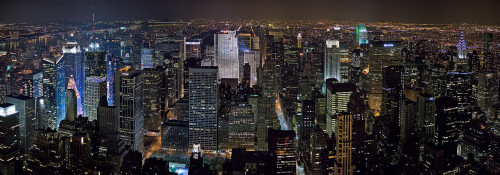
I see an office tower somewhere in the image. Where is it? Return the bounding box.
[42,56,59,129]
[268,128,296,175]
[477,72,499,118]
[161,120,189,151]
[0,103,20,175]
[27,129,64,174]
[107,56,123,106]
[334,113,353,175]
[326,79,355,137]
[186,40,202,59]
[243,63,251,84]
[228,103,255,151]
[56,54,66,129]
[324,40,341,84]
[21,71,43,98]
[417,94,436,143]
[356,24,368,45]
[215,30,239,81]
[140,48,154,70]
[244,50,260,86]
[165,55,183,106]
[314,92,326,131]
[257,60,278,150]
[309,128,327,174]
[431,64,447,97]
[115,67,144,152]
[68,133,91,174]
[458,120,488,162]
[142,68,162,132]
[188,67,218,152]
[4,95,35,162]
[301,100,315,141]
[366,41,402,111]
[446,72,472,113]
[238,32,252,81]
[85,51,107,78]
[63,40,84,116]
[83,76,106,121]
[382,66,404,123]
[435,97,465,165]
[97,97,128,172]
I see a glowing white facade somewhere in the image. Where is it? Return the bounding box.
[215,30,239,81]
[243,50,260,87]
[325,40,340,82]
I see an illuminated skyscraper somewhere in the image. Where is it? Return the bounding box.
[107,56,123,106]
[457,32,467,59]
[228,103,255,151]
[238,32,252,81]
[84,76,107,121]
[325,40,341,84]
[55,54,66,129]
[188,67,218,152]
[446,72,472,113]
[115,67,144,152]
[21,71,43,98]
[326,79,355,137]
[257,60,278,150]
[42,56,59,129]
[356,24,368,45]
[140,48,154,70]
[215,30,239,81]
[417,94,436,144]
[0,103,20,175]
[142,68,162,132]
[63,39,84,116]
[334,113,353,175]
[477,72,499,118]
[5,95,35,165]
[243,50,260,86]
[268,128,296,175]
[366,41,402,111]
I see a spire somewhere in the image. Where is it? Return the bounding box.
[457,31,467,59]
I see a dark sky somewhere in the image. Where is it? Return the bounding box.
[1,0,500,25]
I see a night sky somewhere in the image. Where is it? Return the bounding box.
[1,0,500,25]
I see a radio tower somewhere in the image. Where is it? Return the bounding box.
[89,0,99,51]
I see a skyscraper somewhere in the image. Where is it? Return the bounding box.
[268,128,296,175]
[228,103,255,151]
[356,24,368,45]
[215,30,239,81]
[65,89,77,121]
[366,41,402,111]
[477,72,499,118]
[140,48,154,70]
[42,56,59,129]
[334,113,353,175]
[84,76,107,121]
[257,60,278,150]
[188,67,218,152]
[0,103,20,175]
[115,67,144,152]
[63,39,84,116]
[326,79,355,137]
[325,40,341,84]
[4,95,35,163]
[243,50,260,86]
[142,68,162,132]
[417,94,436,144]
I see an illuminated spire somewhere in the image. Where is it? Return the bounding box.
[457,31,467,59]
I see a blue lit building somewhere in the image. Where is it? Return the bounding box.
[62,39,84,117]
[107,56,123,106]
[56,55,65,129]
